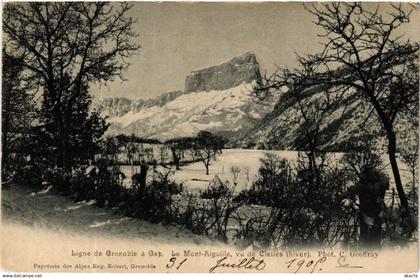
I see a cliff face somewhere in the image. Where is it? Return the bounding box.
[101,91,183,117]
[100,52,278,141]
[184,52,261,93]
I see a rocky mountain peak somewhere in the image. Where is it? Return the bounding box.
[184,52,261,93]
[101,52,276,141]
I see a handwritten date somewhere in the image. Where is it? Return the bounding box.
[209,256,266,273]
[285,256,327,273]
[166,257,188,270]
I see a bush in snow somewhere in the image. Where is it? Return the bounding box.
[184,177,244,243]
[200,176,231,199]
[233,153,293,207]
[14,164,44,189]
[234,152,357,247]
[118,168,183,224]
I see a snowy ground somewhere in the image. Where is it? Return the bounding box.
[170,149,298,193]
[118,148,412,194]
[1,185,213,246]
[117,149,298,192]
[0,149,414,252]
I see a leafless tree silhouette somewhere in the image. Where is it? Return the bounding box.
[255,2,419,234]
[3,2,140,172]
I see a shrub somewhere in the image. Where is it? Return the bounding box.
[234,152,357,247]
[118,168,183,224]
[14,164,44,189]
[92,164,125,208]
[68,166,96,202]
[200,176,230,199]
[187,177,244,242]
[234,153,293,207]
[65,159,126,207]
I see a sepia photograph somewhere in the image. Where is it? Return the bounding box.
[1,1,419,274]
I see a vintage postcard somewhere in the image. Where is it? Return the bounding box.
[1,1,419,274]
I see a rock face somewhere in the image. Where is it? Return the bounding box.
[100,52,278,141]
[184,52,261,93]
[101,91,183,117]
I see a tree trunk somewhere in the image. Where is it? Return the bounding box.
[2,117,10,178]
[56,112,65,169]
[386,129,413,235]
[56,118,70,172]
[62,113,72,173]
[175,157,180,170]
[2,98,11,178]
[2,81,14,179]
[139,163,148,195]
[53,109,72,194]
[386,131,410,215]
[357,171,386,246]
[62,129,71,173]
[49,80,67,173]
[172,149,180,170]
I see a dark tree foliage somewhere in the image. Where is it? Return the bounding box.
[165,136,196,170]
[3,2,140,173]
[40,77,109,167]
[1,49,36,179]
[115,133,161,145]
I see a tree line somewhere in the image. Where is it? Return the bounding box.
[103,131,226,175]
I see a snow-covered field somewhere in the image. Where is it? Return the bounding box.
[117,149,298,192]
[119,148,412,194]
[170,149,298,193]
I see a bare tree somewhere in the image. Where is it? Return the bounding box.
[3,2,140,173]
[255,2,418,232]
[194,131,225,175]
[158,144,168,164]
[165,138,185,170]
[196,146,214,175]
[230,165,241,186]
[126,135,137,176]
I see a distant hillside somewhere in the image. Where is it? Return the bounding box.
[238,80,417,152]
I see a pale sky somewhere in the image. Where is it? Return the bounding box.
[94,2,420,100]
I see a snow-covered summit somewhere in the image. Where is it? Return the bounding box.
[100,52,275,141]
[104,82,277,141]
